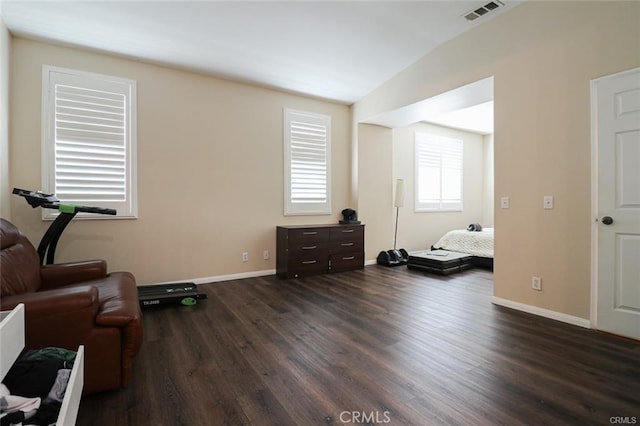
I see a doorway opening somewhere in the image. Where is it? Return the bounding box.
[360,77,495,267]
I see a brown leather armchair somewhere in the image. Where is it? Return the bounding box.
[0,218,143,394]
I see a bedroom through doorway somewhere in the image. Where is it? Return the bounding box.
[361,77,495,270]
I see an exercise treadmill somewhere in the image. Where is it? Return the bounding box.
[13,188,207,307]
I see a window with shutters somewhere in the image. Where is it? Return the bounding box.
[284,109,331,215]
[414,132,463,212]
[42,66,137,219]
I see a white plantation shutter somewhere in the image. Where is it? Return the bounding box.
[284,109,331,215]
[42,66,137,218]
[415,133,463,211]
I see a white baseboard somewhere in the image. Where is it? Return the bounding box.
[365,259,377,266]
[492,297,591,329]
[141,269,276,286]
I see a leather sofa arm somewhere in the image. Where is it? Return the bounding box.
[0,286,99,319]
[40,260,107,289]
[1,287,100,350]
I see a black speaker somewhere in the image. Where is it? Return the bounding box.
[340,208,361,224]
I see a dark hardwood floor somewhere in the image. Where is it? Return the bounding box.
[77,266,640,425]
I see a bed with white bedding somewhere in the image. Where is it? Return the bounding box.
[431,228,494,269]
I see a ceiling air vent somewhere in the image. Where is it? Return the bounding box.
[463,0,505,22]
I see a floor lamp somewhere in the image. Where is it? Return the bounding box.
[377,179,408,266]
[393,178,404,250]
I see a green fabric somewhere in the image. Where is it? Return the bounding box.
[26,347,76,368]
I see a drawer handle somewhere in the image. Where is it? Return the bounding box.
[340,242,354,247]
[342,256,355,261]
[302,260,317,265]
[341,229,354,233]
[302,245,317,250]
[303,231,318,235]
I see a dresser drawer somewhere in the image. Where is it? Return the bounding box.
[288,242,328,258]
[330,226,364,241]
[288,228,331,244]
[0,304,25,380]
[287,257,328,278]
[57,345,84,426]
[329,252,364,272]
[1,305,83,426]
[331,239,361,254]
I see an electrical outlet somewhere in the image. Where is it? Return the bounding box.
[263,250,270,260]
[532,276,542,291]
[242,252,249,262]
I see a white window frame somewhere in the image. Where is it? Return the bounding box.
[42,65,137,219]
[414,132,463,212]
[284,108,332,216]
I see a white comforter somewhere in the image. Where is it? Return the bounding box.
[432,228,494,258]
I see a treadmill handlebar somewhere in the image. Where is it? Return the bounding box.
[12,188,117,215]
[13,188,59,208]
[69,205,117,215]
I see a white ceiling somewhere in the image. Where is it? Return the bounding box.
[426,101,494,135]
[0,0,517,110]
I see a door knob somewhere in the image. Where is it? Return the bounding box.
[601,216,614,225]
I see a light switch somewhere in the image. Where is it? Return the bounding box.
[544,195,554,210]
[501,197,510,209]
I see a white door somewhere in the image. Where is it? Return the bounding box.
[593,67,640,340]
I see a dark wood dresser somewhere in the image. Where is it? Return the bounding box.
[276,224,365,279]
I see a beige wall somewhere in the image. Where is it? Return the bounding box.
[482,134,494,227]
[9,38,351,284]
[0,17,9,219]
[356,123,393,260]
[355,1,640,320]
[391,122,486,252]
